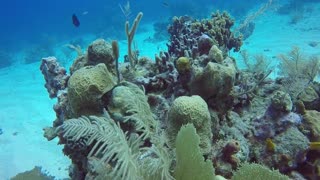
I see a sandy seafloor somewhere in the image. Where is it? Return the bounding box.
[0,3,319,179]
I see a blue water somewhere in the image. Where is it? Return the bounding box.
[0,0,272,68]
[0,0,266,51]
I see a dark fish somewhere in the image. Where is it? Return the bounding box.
[162,2,169,7]
[72,14,80,27]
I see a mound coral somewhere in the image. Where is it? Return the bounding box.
[175,56,191,74]
[167,95,212,154]
[87,39,116,74]
[190,62,236,100]
[298,103,320,141]
[208,45,224,63]
[271,91,293,112]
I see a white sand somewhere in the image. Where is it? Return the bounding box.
[233,2,320,70]
[0,63,70,179]
[0,2,319,179]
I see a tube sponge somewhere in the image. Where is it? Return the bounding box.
[167,95,212,154]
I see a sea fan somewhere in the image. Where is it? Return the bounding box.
[139,131,174,180]
[108,81,158,140]
[57,115,142,180]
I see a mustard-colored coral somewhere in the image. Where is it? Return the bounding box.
[176,57,191,74]
[67,63,116,117]
[266,138,276,152]
[167,95,212,154]
[309,142,320,150]
[302,110,320,141]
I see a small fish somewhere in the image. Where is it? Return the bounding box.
[72,14,80,27]
[162,1,169,7]
[82,11,89,15]
[309,142,320,150]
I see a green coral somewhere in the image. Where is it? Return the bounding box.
[67,63,116,117]
[58,115,142,180]
[174,123,215,180]
[297,86,319,105]
[87,39,116,74]
[190,62,236,100]
[271,91,293,112]
[231,163,289,180]
[192,11,242,53]
[108,81,157,139]
[208,45,224,63]
[176,56,191,74]
[302,110,320,141]
[167,95,212,154]
[59,115,173,180]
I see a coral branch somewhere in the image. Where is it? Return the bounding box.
[125,12,143,68]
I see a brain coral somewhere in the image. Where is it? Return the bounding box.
[167,95,212,154]
[67,63,116,117]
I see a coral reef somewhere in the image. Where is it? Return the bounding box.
[222,140,241,167]
[175,56,191,74]
[190,61,236,100]
[174,124,215,180]
[87,39,116,74]
[208,45,224,63]
[125,12,143,68]
[277,47,320,101]
[40,57,69,98]
[167,95,212,154]
[167,11,242,59]
[107,81,157,139]
[270,91,293,113]
[39,10,320,180]
[70,38,118,75]
[231,163,289,180]
[68,63,116,117]
[296,101,320,141]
